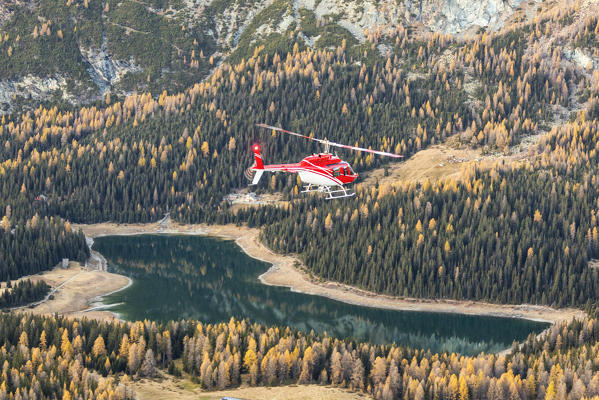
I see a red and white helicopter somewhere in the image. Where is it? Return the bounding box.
[245,123,403,199]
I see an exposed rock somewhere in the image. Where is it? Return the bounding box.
[416,0,527,34]
[0,3,14,28]
[80,45,142,94]
[80,47,114,95]
[79,29,142,95]
[302,0,526,42]
[311,0,402,42]
[204,0,275,50]
[0,75,70,115]
[564,47,599,71]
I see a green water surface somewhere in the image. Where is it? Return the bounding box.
[94,234,549,355]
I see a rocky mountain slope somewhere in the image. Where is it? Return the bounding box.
[0,0,558,114]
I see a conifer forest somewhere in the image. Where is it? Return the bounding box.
[1,0,599,398]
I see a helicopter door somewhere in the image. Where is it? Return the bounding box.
[333,168,341,177]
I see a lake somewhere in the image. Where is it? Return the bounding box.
[94,234,549,355]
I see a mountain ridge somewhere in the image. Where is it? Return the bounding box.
[0,0,564,114]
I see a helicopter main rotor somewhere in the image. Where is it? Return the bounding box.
[256,123,403,158]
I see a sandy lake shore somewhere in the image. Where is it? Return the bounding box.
[10,261,131,321]
[72,221,586,325]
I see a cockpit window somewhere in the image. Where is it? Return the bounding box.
[328,163,354,176]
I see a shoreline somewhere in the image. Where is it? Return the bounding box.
[18,261,132,322]
[82,275,134,317]
[74,222,586,325]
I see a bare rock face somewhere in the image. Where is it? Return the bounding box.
[188,0,276,51]
[79,44,141,95]
[416,0,526,34]
[0,1,16,28]
[297,0,526,43]
[564,47,599,71]
[311,0,403,41]
[80,45,116,95]
[0,75,69,114]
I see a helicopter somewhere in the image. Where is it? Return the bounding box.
[245,124,403,200]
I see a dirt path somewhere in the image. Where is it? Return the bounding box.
[7,259,131,321]
[8,268,84,311]
[75,222,585,325]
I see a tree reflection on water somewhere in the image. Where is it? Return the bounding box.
[95,234,548,355]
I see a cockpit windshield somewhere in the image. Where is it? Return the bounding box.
[328,162,355,176]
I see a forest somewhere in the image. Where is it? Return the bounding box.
[257,160,599,307]
[0,0,597,309]
[1,312,599,400]
[1,1,599,399]
[0,279,50,309]
[0,214,89,282]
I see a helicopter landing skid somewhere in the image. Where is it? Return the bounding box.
[301,184,355,200]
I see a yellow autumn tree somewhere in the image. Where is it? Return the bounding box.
[243,348,257,370]
[92,336,106,358]
[534,209,543,223]
[415,220,423,232]
[201,141,209,156]
[459,375,469,400]
[324,213,333,230]
[61,330,73,358]
[545,380,556,400]
[428,218,436,230]
[448,374,459,400]
[1,215,10,232]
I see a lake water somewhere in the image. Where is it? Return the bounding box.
[94,234,549,355]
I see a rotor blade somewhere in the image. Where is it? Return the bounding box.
[324,141,403,158]
[256,124,313,141]
[256,123,403,158]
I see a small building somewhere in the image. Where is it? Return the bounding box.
[62,258,69,269]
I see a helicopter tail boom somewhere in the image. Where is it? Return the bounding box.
[246,144,265,185]
[252,144,264,169]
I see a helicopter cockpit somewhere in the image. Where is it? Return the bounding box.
[331,163,355,177]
